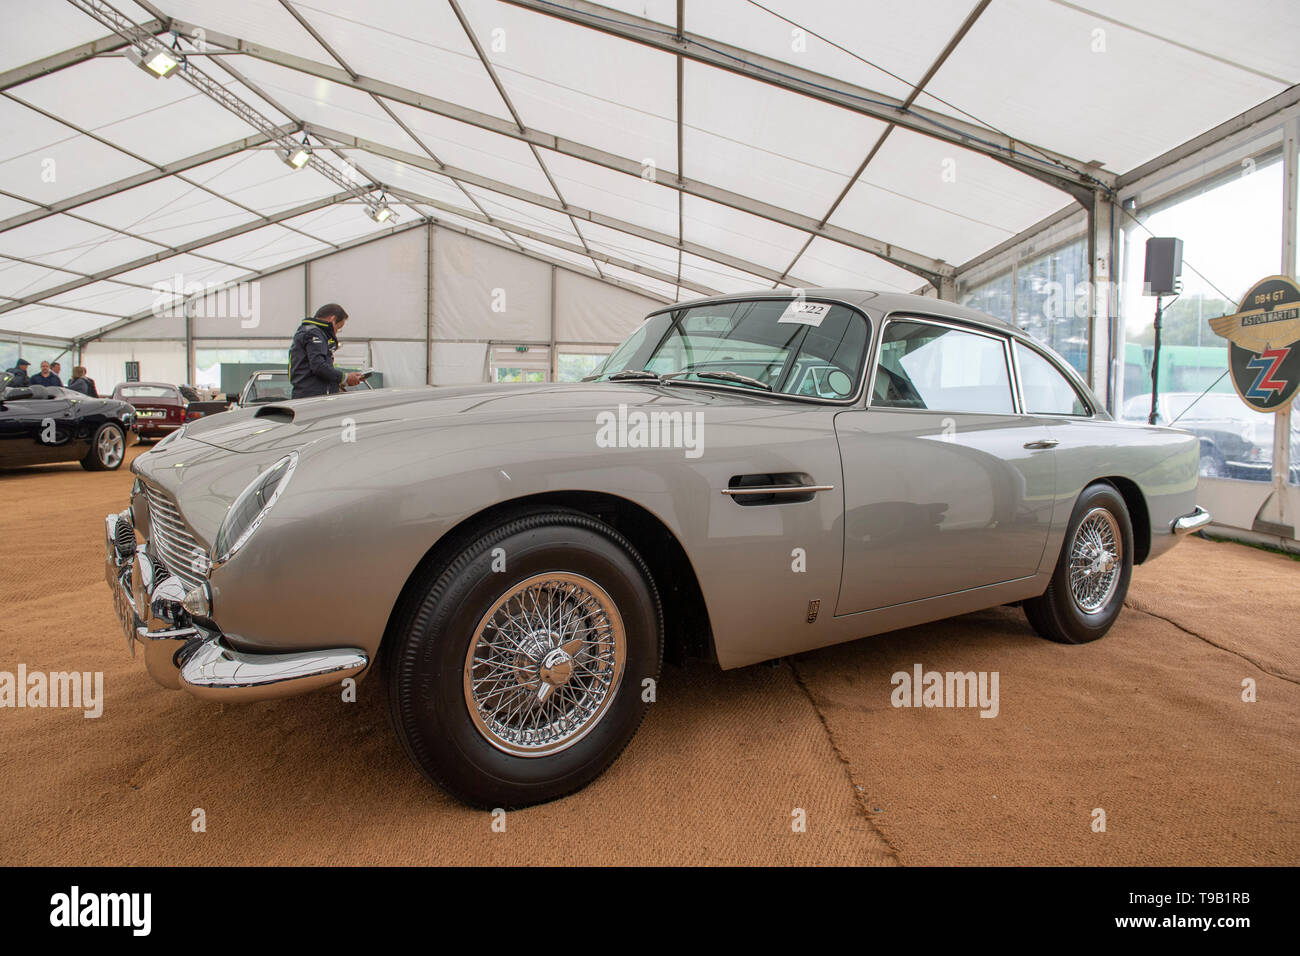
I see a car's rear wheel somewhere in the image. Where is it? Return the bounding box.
[1023,482,1133,644]
[81,422,125,471]
[385,510,663,807]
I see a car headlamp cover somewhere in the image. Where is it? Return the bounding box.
[153,424,185,451]
[213,453,298,564]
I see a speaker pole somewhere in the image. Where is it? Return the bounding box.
[1148,295,1163,425]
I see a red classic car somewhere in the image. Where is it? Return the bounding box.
[110,382,199,440]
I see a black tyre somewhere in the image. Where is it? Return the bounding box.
[1023,482,1133,644]
[81,422,125,471]
[385,510,663,808]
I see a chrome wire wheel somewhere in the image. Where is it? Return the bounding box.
[463,572,626,757]
[1068,507,1122,613]
[98,426,124,468]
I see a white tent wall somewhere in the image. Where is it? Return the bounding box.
[431,342,488,385]
[433,228,553,343]
[193,267,306,339]
[430,227,662,382]
[370,340,427,385]
[80,224,663,388]
[79,340,188,394]
[554,269,658,344]
[308,227,426,340]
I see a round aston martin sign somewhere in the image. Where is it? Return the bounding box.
[1209,275,1300,413]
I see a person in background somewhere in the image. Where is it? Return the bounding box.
[5,358,30,387]
[50,361,63,385]
[30,361,60,387]
[67,366,98,397]
[289,302,363,399]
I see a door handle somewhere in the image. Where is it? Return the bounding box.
[1023,438,1059,449]
[721,484,834,497]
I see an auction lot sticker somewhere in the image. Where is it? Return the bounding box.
[778,299,831,327]
[1209,274,1300,412]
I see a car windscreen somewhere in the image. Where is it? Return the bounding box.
[119,385,177,399]
[245,375,291,403]
[594,299,869,400]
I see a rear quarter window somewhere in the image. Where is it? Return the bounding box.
[1016,343,1089,416]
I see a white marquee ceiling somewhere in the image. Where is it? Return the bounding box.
[0,0,1296,341]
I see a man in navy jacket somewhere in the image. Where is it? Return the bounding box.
[289,303,363,399]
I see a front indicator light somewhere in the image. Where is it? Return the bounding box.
[182,582,211,619]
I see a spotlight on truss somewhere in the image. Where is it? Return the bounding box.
[367,201,394,224]
[279,144,312,170]
[126,43,180,78]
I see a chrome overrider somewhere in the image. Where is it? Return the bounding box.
[1172,505,1213,536]
[104,507,368,702]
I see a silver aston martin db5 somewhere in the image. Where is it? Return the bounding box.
[103,290,1210,806]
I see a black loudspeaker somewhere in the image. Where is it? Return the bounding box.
[1143,237,1183,296]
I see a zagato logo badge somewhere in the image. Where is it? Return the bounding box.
[1209,275,1300,413]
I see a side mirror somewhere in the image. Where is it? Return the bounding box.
[2,387,34,401]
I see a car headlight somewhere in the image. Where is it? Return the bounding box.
[212,453,298,565]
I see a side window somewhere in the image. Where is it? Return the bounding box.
[1017,343,1088,416]
[874,320,1014,414]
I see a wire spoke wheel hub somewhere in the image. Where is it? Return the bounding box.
[463,572,626,757]
[1068,507,1121,613]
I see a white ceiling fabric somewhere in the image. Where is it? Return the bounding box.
[0,0,1294,340]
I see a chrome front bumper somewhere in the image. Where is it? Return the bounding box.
[104,509,369,702]
[1172,505,1213,536]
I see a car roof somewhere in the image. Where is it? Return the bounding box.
[117,381,178,389]
[654,288,1016,333]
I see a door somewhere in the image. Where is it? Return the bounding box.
[0,386,77,466]
[834,318,1057,615]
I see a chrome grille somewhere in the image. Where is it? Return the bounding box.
[143,482,207,592]
[114,517,137,559]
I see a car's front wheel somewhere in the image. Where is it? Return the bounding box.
[1023,482,1133,644]
[81,422,125,471]
[385,510,663,807]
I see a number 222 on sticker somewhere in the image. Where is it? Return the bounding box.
[778,301,830,327]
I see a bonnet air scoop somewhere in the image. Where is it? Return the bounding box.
[253,405,295,423]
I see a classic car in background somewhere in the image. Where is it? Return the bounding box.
[178,383,236,420]
[1,381,136,470]
[111,382,198,440]
[103,290,1208,807]
[236,368,373,407]
[1122,391,1300,481]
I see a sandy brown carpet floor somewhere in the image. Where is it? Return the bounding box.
[0,447,1295,865]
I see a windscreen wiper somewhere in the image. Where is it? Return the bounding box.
[606,369,663,383]
[663,370,773,391]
